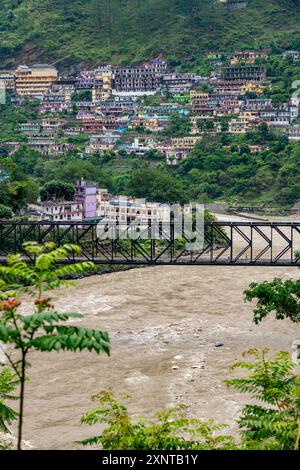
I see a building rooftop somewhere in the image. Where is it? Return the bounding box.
[42,200,81,206]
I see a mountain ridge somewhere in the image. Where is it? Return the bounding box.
[1,1,300,69]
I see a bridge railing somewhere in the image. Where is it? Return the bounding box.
[1,221,300,266]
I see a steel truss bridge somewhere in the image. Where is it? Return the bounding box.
[1,221,300,266]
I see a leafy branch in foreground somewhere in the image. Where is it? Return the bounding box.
[78,390,236,450]
[244,278,300,325]
[0,241,95,298]
[225,349,300,450]
[0,242,110,450]
[244,272,300,362]
[0,368,18,437]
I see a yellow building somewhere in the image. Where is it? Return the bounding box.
[92,68,113,102]
[15,64,58,97]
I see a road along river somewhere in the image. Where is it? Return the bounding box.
[9,215,300,449]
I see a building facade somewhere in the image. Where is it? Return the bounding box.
[75,179,97,219]
[15,64,58,97]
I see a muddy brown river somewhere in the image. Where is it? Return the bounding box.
[5,215,300,449]
[14,264,298,449]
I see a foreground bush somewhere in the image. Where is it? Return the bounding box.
[0,242,110,450]
[80,349,300,451]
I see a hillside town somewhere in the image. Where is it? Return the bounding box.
[1,1,300,455]
[1,49,300,221]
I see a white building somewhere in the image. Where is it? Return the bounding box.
[96,189,171,224]
[41,201,83,221]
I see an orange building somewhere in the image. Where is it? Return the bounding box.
[15,64,58,97]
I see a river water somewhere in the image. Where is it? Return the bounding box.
[9,215,300,449]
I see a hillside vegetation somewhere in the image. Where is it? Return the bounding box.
[2,1,300,68]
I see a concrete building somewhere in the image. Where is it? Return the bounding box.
[15,64,58,97]
[244,99,273,111]
[85,134,119,154]
[0,71,15,89]
[231,50,269,65]
[50,78,76,97]
[41,201,83,222]
[158,146,191,166]
[162,73,195,94]
[283,51,300,61]
[75,179,97,219]
[170,136,201,148]
[97,189,171,224]
[92,67,113,102]
[228,113,261,133]
[288,125,300,141]
[220,66,266,83]
[113,61,166,94]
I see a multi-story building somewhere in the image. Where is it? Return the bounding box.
[85,134,119,154]
[162,73,195,94]
[260,106,298,127]
[228,113,261,133]
[40,91,72,113]
[40,118,66,135]
[41,201,83,222]
[75,179,97,219]
[28,139,73,157]
[148,60,168,74]
[244,99,273,111]
[96,189,171,224]
[214,81,249,94]
[170,136,202,148]
[76,70,95,90]
[113,62,165,95]
[50,78,76,98]
[220,66,266,83]
[15,64,58,97]
[120,135,159,156]
[283,51,300,61]
[0,71,15,89]
[288,125,300,141]
[19,122,42,136]
[158,145,192,166]
[190,92,211,114]
[92,67,113,102]
[231,50,269,65]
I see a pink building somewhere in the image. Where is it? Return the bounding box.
[75,179,97,219]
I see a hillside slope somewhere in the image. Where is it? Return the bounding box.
[1,0,300,68]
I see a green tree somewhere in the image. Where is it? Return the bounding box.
[40,180,75,201]
[71,90,92,102]
[0,368,18,447]
[5,179,39,211]
[164,113,191,137]
[244,278,300,325]
[0,242,110,450]
[125,167,187,204]
[0,204,12,219]
[226,349,300,450]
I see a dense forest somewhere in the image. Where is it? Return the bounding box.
[2,1,300,68]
